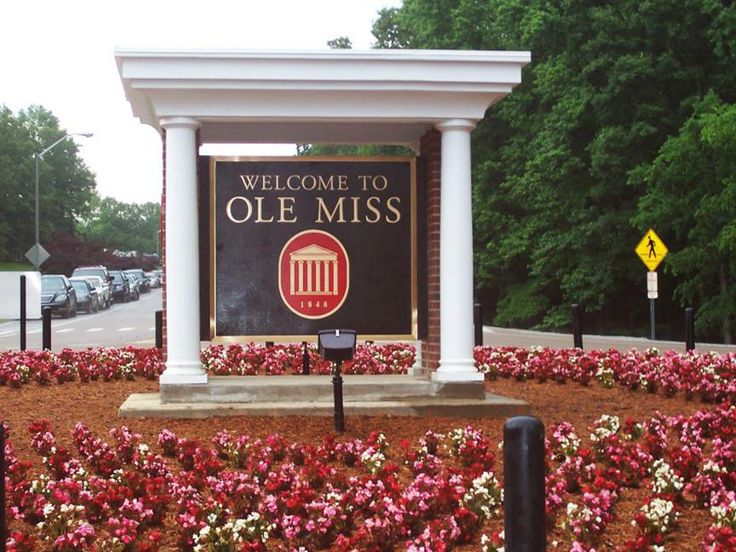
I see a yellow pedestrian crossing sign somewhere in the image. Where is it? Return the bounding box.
[635,229,668,271]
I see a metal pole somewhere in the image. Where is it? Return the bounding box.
[155,310,163,349]
[20,275,27,351]
[473,302,483,347]
[302,341,310,375]
[649,298,656,341]
[333,360,345,432]
[572,304,583,349]
[0,420,6,551]
[42,307,52,350]
[685,307,695,351]
[504,416,546,551]
[34,154,40,271]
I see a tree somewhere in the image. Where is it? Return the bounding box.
[633,94,736,343]
[327,36,352,49]
[77,196,161,255]
[0,105,96,262]
[372,0,736,339]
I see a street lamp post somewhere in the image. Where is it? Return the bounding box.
[32,132,93,270]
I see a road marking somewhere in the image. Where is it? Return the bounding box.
[148,326,155,331]
[0,331,16,337]
[56,328,75,334]
[118,327,134,332]
[85,328,104,333]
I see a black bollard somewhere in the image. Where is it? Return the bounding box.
[685,307,695,352]
[20,275,27,351]
[474,302,483,347]
[302,341,310,375]
[571,304,583,349]
[333,360,345,432]
[155,310,163,349]
[265,341,274,348]
[504,416,546,552]
[0,420,5,551]
[42,307,52,350]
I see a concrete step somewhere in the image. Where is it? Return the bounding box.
[160,375,485,404]
[119,392,530,419]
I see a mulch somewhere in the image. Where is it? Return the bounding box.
[0,375,717,550]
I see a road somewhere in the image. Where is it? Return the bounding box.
[0,288,162,351]
[484,325,736,354]
[2,290,735,355]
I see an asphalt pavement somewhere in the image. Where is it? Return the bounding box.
[0,288,162,351]
[1,289,734,355]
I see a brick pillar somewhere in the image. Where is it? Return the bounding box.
[421,129,441,373]
[160,132,167,358]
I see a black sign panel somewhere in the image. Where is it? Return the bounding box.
[211,157,416,340]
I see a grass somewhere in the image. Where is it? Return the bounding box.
[0,260,34,271]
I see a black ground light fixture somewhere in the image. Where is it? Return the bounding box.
[318,329,357,433]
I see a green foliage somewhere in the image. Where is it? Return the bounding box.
[375,0,735,341]
[327,36,352,49]
[633,94,736,342]
[0,105,96,262]
[77,196,161,255]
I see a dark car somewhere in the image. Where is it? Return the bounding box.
[109,270,134,303]
[125,269,150,293]
[70,278,99,314]
[41,275,77,318]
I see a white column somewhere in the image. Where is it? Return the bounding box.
[160,117,207,385]
[432,119,484,382]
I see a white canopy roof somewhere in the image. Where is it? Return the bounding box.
[115,48,530,148]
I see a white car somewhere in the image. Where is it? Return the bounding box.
[73,275,107,310]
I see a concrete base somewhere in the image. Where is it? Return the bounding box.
[119,392,529,419]
[120,375,529,419]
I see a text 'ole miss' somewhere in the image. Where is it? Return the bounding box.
[225,172,403,224]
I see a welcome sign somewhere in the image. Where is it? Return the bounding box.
[210,157,417,340]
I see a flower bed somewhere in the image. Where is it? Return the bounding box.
[474,346,736,404]
[2,344,736,550]
[0,343,416,387]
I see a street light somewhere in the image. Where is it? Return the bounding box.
[31,132,93,270]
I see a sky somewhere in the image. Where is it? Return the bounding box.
[1,0,401,204]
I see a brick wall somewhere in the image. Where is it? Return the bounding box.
[160,132,167,358]
[420,129,441,372]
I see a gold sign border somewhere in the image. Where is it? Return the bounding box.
[209,155,418,343]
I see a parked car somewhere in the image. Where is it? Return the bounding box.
[109,270,135,302]
[41,275,77,318]
[77,275,107,311]
[123,271,142,300]
[69,279,99,314]
[145,271,161,288]
[125,268,150,293]
[71,266,112,308]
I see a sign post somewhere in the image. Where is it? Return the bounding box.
[635,229,668,341]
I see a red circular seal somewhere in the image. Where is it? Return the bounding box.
[278,230,350,319]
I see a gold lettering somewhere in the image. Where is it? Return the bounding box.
[274,175,284,191]
[358,175,371,191]
[316,197,346,223]
[365,196,381,223]
[386,196,401,223]
[317,175,334,191]
[278,197,297,223]
[239,175,259,190]
[254,197,274,223]
[226,196,252,223]
[350,196,361,223]
[302,175,317,191]
[261,174,273,190]
[338,175,348,191]
[287,175,301,191]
